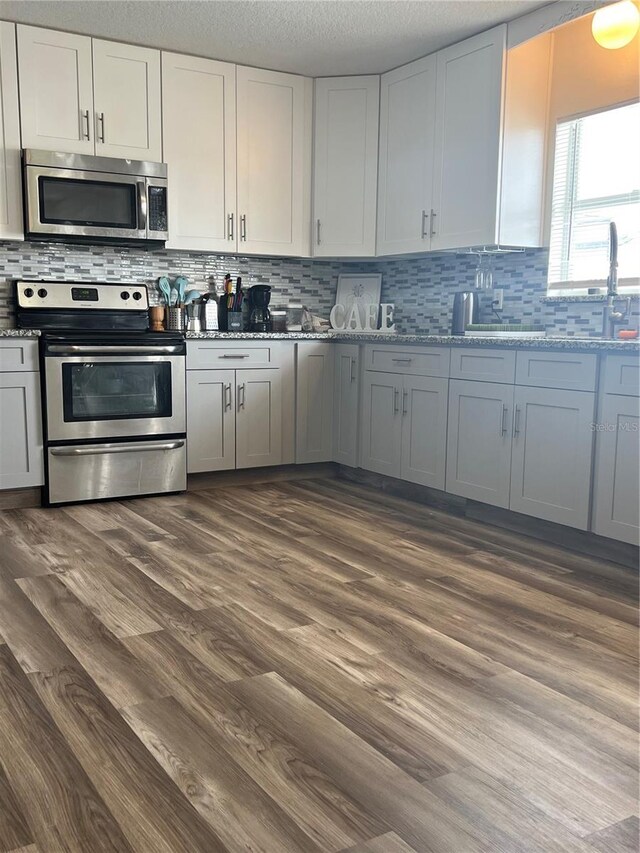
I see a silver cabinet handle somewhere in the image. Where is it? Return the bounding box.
[240,214,247,241]
[47,344,182,355]
[316,219,321,245]
[430,209,437,237]
[350,356,356,383]
[402,389,408,416]
[391,357,412,364]
[224,382,232,411]
[219,353,249,359]
[514,405,521,437]
[50,440,184,457]
[421,210,428,239]
[137,181,147,232]
[81,109,91,141]
[238,382,246,410]
[501,404,508,436]
[393,387,400,415]
[228,213,234,241]
[97,111,105,143]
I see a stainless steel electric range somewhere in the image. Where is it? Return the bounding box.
[16,280,186,506]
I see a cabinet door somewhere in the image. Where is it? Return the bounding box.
[377,55,437,256]
[361,371,402,478]
[237,65,311,256]
[0,372,43,488]
[186,370,235,473]
[17,25,94,154]
[313,76,379,257]
[92,39,161,161]
[236,368,282,469]
[431,25,506,250]
[401,375,448,489]
[446,379,513,508]
[592,394,640,545]
[296,342,334,464]
[510,386,595,530]
[333,344,359,467]
[163,53,236,252]
[0,22,22,240]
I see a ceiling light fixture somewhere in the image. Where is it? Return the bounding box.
[592,1,640,49]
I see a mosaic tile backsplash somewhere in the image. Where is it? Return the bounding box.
[0,241,637,336]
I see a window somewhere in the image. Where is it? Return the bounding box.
[548,101,640,291]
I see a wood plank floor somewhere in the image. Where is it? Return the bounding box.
[0,477,637,853]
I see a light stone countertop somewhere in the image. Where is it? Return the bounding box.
[1,328,639,352]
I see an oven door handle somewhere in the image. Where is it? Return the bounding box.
[50,440,185,457]
[46,344,184,355]
[137,180,148,233]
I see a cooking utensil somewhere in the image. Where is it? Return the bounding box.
[157,276,171,306]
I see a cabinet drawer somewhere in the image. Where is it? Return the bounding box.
[364,345,450,377]
[516,350,597,391]
[450,347,515,383]
[187,340,286,370]
[601,354,640,397]
[0,339,39,372]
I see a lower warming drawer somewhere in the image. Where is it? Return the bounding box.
[46,438,186,505]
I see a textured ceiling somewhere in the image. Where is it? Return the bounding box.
[0,0,552,76]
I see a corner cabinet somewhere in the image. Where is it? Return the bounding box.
[162,52,236,253]
[236,65,312,257]
[0,21,22,240]
[313,76,379,257]
[0,340,43,490]
[17,25,161,161]
[296,342,334,464]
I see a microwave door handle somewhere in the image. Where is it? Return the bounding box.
[137,181,148,233]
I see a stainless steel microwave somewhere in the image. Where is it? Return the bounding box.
[23,149,168,248]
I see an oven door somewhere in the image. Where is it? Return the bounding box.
[25,165,147,241]
[44,351,186,441]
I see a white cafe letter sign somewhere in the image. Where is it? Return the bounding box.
[329,304,345,330]
[330,302,396,333]
[380,303,396,333]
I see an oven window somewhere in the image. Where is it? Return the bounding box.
[39,177,138,229]
[62,362,172,421]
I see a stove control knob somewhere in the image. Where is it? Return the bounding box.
[37,288,48,299]
[23,287,34,298]
[120,291,130,300]
[132,291,142,301]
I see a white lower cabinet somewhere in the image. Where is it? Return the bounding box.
[0,371,44,489]
[361,369,448,486]
[333,344,360,467]
[592,394,640,545]
[401,375,448,489]
[510,386,595,530]
[296,342,334,464]
[186,366,282,473]
[186,369,235,473]
[236,368,282,469]
[446,379,513,508]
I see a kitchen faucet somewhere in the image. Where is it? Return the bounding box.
[602,221,631,338]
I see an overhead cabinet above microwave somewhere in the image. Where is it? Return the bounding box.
[17,25,162,161]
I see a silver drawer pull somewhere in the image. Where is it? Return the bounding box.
[219,353,250,359]
[391,357,412,363]
[50,441,184,457]
[500,404,508,436]
[48,344,182,355]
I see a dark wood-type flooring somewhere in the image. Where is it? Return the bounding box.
[0,478,638,852]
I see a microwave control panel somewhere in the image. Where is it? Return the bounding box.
[148,186,168,234]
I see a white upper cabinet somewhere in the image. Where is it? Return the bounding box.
[377,55,437,256]
[236,65,312,257]
[313,76,379,257]
[17,25,94,154]
[92,40,161,161]
[431,25,506,250]
[0,22,22,240]
[163,52,236,252]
